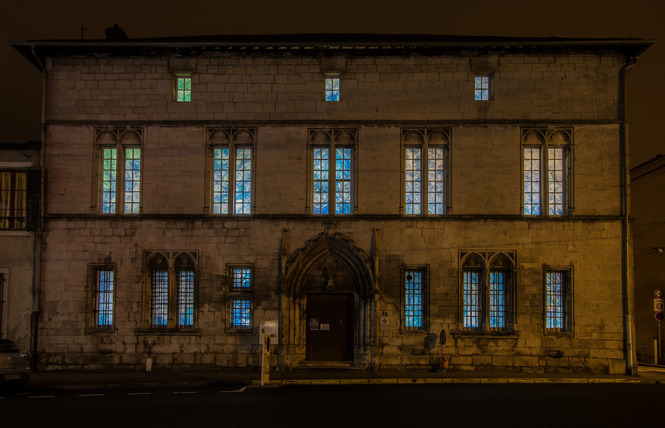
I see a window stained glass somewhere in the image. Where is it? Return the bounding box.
[548,147,565,216]
[235,148,252,215]
[101,148,117,214]
[178,270,195,327]
[405,148,421,215]
[124,147,141,214]
[176,75,191,102]
[325,77,340,102]
[523,147,541,215]
[335,148,352,214]
[96,270,114,327]
[474,75,490,101]
[231,298,251,328]
[546,271,568,331]
[463,271,480,328]
[232,268,251,290]
[212,148,230,214]
[427,147,445,215]
[313,148,329,214]
[151,270,169,327]
[489,271,506,329]
[405,270,424,329]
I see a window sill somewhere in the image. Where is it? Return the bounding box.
[85,327,116,334]
[544,331,573,338]
[450,330,518,339]
[135,328,202,336]
[226,327,253,334]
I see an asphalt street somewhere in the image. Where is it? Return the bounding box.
[2,383,663,428]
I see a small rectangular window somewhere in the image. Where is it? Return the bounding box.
[95,269,114,328]
[545,269,572,333]
[231,268,251,291]
[474,75,490,101]
[230,298,251,329]
[151,269,169,328]
[0,171,27,229]
[229,266,253,331]
[404,269,426,330]
[325,77,340,102]
[176,74,192,102]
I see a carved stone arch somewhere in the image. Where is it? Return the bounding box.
[309,129,332,146]
[427,129,450,145]
[233,128,255,144]
[118,128,142,144]
[461,251,486,268]
[548,128,572,146]
[95,129,118,144]
[489,252,515,269]
[284,233,374,298]
[173,251,197,269]
[208,128,231,145]
[522,128,546,145]
[146,251,169,269]
[333,129,357,145]
[402,129,425,145]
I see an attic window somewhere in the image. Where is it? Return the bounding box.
[325,76,340,102]
[474,75,491,101]
[175,74,192,102]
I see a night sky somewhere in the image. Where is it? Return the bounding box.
[1,0,663,168]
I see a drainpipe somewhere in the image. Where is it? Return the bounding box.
[29,44,46,369]
[619,56,636,375]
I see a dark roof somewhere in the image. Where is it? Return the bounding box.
[10,33,655,71]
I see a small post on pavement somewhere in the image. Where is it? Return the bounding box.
[654,289,664,364]
[261,333,270,386]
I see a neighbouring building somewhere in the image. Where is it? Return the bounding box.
[0,140,41,353]
[11,34,652,374]
[631,155,665,364]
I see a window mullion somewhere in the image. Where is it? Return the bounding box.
[229,144,236,215]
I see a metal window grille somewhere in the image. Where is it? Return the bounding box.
[463,271,480,328]
[0,171,27,230]
[101,148,117,214]
[405,270,424,329]
[523,147,541,215]
[325,77,340,101]
[548,147,565,215]
[474,76,490,101]
[176,75,191,102]
[234,148,252,215]
[313,148,329,214]
[231,268,251,290]
[231,298,251,328]
[124,147,141,214]
[96,270,114,327]
[335,148,352,214]
[151,269,169,327]
[427,147,445,215]
[212,147,230,214]
[489,271,506,330]
[405,148,422,215]
[546,271,567,331]
[177,270,195,327]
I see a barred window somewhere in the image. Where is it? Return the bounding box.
[404,268,427,330]
[402,129,450,216]
[96,128,142,215]
[522,128,572,216]
[545,269,572,333]
[228,266,253,331]
[460,252,514,332]
[144,252,198,330]
[87,266,115,330]
[309,129,356,215]
[0,171,26,229]
[208,128,255,216]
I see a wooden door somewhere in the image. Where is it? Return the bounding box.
[306,294,353,361]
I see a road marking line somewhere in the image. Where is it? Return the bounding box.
[126,392,152,396]
[219,386,247,393]
[30,395,55,399]
[79,393,104,397]
[173,391,198,394]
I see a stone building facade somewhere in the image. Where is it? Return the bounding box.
[0,140,41,353]
[12,34,652,373]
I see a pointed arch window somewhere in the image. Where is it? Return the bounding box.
[522,128,574,216]
[144,251,198,331]
[460,252,515,332]
[308,129,357,215]
[207,128,255,215]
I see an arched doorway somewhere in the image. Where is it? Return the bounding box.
[281,233,375,368]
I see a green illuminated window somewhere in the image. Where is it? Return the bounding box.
[176,74,192,102]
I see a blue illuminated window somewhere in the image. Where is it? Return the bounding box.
[404,268,427,330]
[209,128,254,216]
[312,147,352,215]
[231,298,251,329]
[100,146,141,214]
[545,270,571,332]
[151,269,169,328]
[403,129,449,216]
[489,271,506,329]
[474,75,490,101]
[146,252,198,330]
[229,266,252,330]
[462,271,480,329]
[178,270,195,327]
[95,269,114,328]
[325,76,340,102]
[231,268,251,290]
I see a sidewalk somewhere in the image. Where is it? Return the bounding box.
[23,365,658,392]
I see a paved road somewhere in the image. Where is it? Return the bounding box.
[2,383,663,427]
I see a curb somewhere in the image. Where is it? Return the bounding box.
[251,377,643,386]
